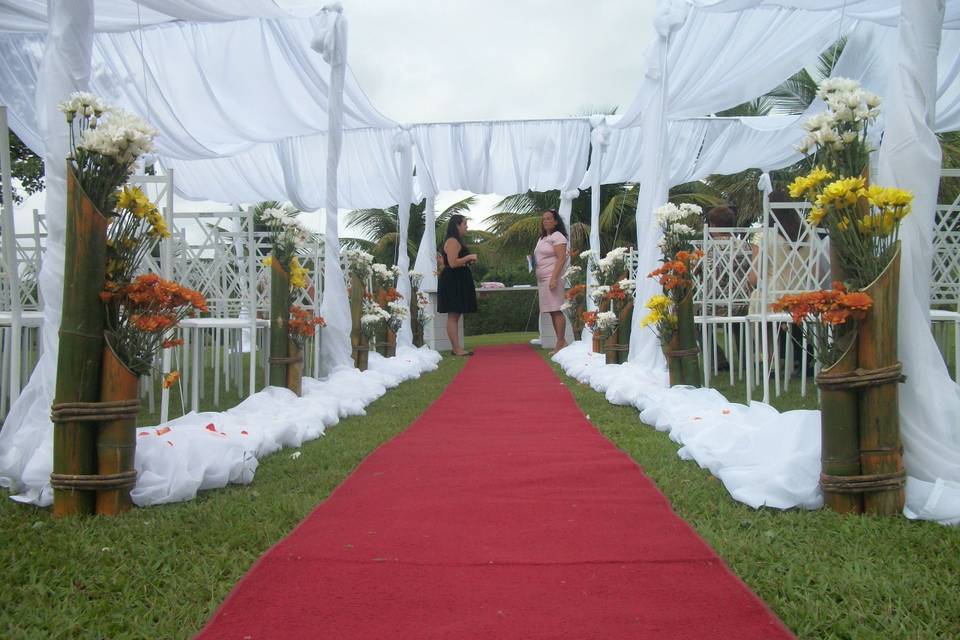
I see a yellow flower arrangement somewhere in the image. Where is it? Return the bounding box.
[787,171,913,288]
[289,256,309,289]
[639,293,678,339]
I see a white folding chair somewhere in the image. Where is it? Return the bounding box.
[744,200,829,403]
[0,215,45,418]
[696,226,755,390]
[931,169,960,381]
[175,208,273,414]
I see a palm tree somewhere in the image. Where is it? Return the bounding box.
[342,195,477,266]
[598,181,725,245]
[704,39,848,224]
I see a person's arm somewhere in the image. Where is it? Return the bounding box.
[549,237,567,289]
[747,242,760,288]
[444,238,477,268]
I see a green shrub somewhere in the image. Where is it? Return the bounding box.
[466,288,539,335]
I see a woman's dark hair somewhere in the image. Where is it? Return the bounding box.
[445,214,467,241]
[706,205,737,228]
[540,209,568,239]
[769,206,802,242]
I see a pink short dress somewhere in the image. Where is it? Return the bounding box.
[534,231,568,312]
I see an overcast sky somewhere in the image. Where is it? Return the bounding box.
[339,0,658,229]
[343,0,657,123]
[13,1,659,236]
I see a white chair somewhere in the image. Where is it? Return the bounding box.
[744,200,830,403]
[173,208,268,414]
[0,219,45,418]
[696,226,755,389]
[931,169,960,382]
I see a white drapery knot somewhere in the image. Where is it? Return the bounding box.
[757,171,773,194]
[590,124,610,149]
[654,0,689,38]
[561,189,580,201]
[392,126,413,153]
[310,4,345,65]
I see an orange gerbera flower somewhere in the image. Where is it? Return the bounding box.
[162,371,181,389]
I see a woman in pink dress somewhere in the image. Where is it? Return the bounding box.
[534,209,569,353]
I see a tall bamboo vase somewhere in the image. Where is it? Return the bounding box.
[857,246,905,515]
[286,338,303,397]
[349,274,368,371]
[95,336,140,515]
[815,341,863,514]
[51,166,110,517]
[269,258,290,387]
[664,293,701,387]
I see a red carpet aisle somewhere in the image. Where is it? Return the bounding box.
[197,344,794,639]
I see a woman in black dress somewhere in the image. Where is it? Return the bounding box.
[437,214,478,356]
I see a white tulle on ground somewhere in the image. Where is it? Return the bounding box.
[7,346,441,507]
[552,340,960,525]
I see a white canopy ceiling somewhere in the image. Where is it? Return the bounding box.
[0,0,312,32]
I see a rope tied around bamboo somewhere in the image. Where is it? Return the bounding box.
[820,469,906,493]
[50,470,137,491]
[50,399,141,423]
[268,355,303,364]
[815,362,906,391]
[664,346,699,358]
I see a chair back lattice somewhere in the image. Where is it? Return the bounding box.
[933,170,960,309]
[168,209,252,317]
[697,226,755,317]
[758,202,830,306]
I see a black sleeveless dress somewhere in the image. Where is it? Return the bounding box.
[437,240,477,314]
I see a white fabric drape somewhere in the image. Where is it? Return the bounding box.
[0,0,94,503]
[0,0,314,32]
[163,127,408,210]
[625,19,671,370]
[0,16,395,160]
[312,3,351,372]
[585,117,609,314]
[410,118,591,306]
[410,119,591,197]
[392,127,414,347]
[413,196,438,293]
[876,0,960,524]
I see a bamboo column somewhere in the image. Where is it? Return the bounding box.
[349,274,368,370]
[269,258,290,387]
[815,342,863,514]
[50,166,110,517]
[286,338,303,397]
[664,293,701,387]
[604,302,633,365]
[95,336,140,515]
[857,247,905,515]
[410,291,424,348]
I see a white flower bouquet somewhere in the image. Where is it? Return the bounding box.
[343,249,374,283]
[360,298,390,339]
[59,91,158,214]
[654,202,702,259]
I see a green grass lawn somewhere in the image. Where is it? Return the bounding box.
[2,332,958,639]
[539,350,960,640]
[0,354,468,640]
